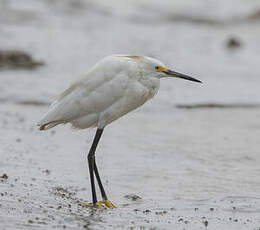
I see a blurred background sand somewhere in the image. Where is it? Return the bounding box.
[0,0,260,229]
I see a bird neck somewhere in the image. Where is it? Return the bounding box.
[139,76,160,98]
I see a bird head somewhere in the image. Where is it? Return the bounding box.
[142,56,202,83]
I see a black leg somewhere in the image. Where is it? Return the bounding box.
[87,128,104,204]
[88,154,97,204]
[94,160,108,200]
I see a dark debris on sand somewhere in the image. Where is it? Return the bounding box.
[0,50,44,70]
[1,173,8,180]
[226,36,242,49]
[124,194,142,201]
[176,103,260,110]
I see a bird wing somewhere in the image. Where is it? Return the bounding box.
[37,59,131,130]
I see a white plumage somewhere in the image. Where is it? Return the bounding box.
[38,55,163,130]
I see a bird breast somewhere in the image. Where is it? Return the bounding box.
[96,71,160,128]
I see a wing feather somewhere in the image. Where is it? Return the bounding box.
[37,55,137,130]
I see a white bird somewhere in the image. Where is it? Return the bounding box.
[38,55,202,208]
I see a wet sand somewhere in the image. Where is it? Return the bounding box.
[0,0,260,229]
[0,104,260,229]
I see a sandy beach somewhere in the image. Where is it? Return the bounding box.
[0,0,260,229]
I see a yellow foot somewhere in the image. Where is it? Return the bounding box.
[80,200,117,209]
[97,199,117,208]
[80,203,106,209]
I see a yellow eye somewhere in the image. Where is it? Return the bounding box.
[155,66,159,70]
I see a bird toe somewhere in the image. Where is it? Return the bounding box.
[97,200,117,208]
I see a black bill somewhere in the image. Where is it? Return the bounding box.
[163,69,202,83]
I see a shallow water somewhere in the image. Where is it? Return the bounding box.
[0,0,260,229]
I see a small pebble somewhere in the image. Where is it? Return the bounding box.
[1,174,8,179]
[203,220,208,227]
[43,169,50,175]
[124,194,142,201]
[226,37,242,49]
[143,209,151,213]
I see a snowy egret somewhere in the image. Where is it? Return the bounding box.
[38,55,202,208]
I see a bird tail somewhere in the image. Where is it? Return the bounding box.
[37,99,66,131]
[38,120,65,130]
